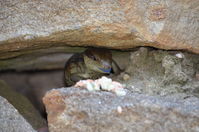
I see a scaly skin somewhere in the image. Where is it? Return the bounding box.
[64,48,120,86]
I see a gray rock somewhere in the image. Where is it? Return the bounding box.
[0,96,36,132]
[0,46,84,71]
[43,88,199,132]
[123,47,199,97]
[0,0,199,63]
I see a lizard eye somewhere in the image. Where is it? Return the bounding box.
[90,55,97,61]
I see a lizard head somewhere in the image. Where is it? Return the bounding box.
[83,48,112,74]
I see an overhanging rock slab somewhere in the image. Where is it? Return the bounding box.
[1,0,199,60]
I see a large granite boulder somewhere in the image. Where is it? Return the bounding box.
[0,96,36,132]
[0,0,198,62]
[43,88,199,132]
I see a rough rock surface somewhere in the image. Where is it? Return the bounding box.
[0,80,47,130]
[0,96,36,132]
[0,0,199,61]
[115,47,199,97]
[43,88,199,132]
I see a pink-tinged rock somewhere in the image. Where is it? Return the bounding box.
[43,88,199,132]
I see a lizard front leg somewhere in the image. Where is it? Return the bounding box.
[70,72,91,83]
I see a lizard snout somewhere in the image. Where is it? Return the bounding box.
[99,62,112,73]
[103,62,111,69]
[99,67,112,73]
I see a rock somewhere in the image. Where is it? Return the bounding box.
[196,73,199,80]
[125,47,199,96]
[0,96,36,132]
[0,47,128,71]
[0,46,85,71]
[122,73,130,81]
[0,80,47,130]
[0,0,199,61]
[43,88,199,132]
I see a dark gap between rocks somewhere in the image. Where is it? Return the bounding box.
[0,70,65,118]
[0,47,199,131]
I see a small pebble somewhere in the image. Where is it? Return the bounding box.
[175,53,184,58]
[117,106,122,114]
[123,73,130,81]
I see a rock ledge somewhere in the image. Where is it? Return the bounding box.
[43,88,199,132]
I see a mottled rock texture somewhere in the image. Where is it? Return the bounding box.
[0,80,47,130]
[0,0,199,61]
[0,96,36,132]
[43,88,199,132]
[117,47,199,97]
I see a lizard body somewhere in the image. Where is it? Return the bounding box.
[64,48,120,86]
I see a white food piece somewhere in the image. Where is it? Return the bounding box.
[74,76,126,96]
[97,76,113,91]
[175,53,184,58]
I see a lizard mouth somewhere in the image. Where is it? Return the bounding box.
[99,68,112,73]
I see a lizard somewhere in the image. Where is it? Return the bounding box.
[64,48,121,86]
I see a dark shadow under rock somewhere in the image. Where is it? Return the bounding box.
[0,70,65,117]
[0,80,47,130]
